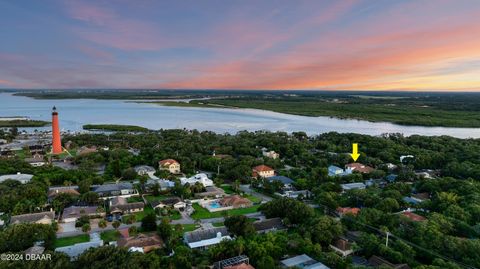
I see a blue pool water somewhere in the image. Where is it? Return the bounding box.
[209,201,222,209]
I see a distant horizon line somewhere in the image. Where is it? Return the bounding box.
[1,88,480,93]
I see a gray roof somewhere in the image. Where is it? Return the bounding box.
[184,227,229,243]
[0,173,33,183]
[281,254,330,269]
[10,211,55,224]
[112,202,144,212]
[134,165,155,173]
[253,218,285,232]
[341,182,366,190]
[267,176,294,185]
[63,206,100,219]
[93,183,133,193]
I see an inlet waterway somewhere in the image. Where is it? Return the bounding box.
[1,93,479,138]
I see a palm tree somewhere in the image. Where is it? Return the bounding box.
[98,220,107,229]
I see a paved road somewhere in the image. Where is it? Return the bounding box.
[240,184,273,202]
[171,212,265,225]
[57,212,265,237]
[57,222,141,238]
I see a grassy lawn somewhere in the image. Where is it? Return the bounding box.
[212,222,224,227]
[127,196,144,203]
[100,230,120,242]
[127,206,155,222]
[182,224,201,232]
[169,210,181,220]
[54,234,90,248]
[191,203,260,220]
[220,184,235,194]
[144,194,172,203]
[245,194,262,203]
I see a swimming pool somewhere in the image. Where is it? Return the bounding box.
[209,201,222,209]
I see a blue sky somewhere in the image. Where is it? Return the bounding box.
[1,0,480,91]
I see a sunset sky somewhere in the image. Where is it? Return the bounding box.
[1,0,479,91]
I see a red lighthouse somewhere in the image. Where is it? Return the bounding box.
[52,106,62,154]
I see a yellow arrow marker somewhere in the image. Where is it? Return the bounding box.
[350,143,360,161]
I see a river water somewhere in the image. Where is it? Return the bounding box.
[1,93,479,138]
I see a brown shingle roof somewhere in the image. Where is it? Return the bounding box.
[159,159,179,167]
[10,211,55,224]
[401,212,426,222]
[252,165,274,172]
[48,188,80,199]
[117,233,163,252]
[345,163,374,173]
[219,195,252,208]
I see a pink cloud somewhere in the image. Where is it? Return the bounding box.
[65,1,169,51]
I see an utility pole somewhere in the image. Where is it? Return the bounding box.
[386,231,390,247]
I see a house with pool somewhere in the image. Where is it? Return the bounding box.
[200,195,253,212]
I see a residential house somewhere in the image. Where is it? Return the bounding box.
[368,255,411,269]
[400,211,427,222]
[266,175,294,189]
[24,153,46,167]
[134,165,156,176]
[384,163,398,170]
[262,148,280,159]
[415,169,436,179]
[214,255,255,269]
[56,233,103,259]
[386,174,398,183]
[281,190,311,199]
[252,165,275,178]
[180,173,214,187]
[365,178,386,188]
[92,183,138,199]
[184,227,232,249]
[158,159,181,174]
[48,186,80,202]
[336,207,360,217]
[219,195,252,208]
[345,163,374,174]
[403,193,429,205]
[329,238,355,257]
[195,186,226,198]
[328,165,352,177]
[62,206,104,222]
[77,146,98,156]
[145,179,175,191]
[151,197,186,211]
[110,197,144,215]
[400,155,414,163]
[280,254,330,269]
[0,172,33,184]
[252,218,286,234]
[117,233,163,253]
[341,182,366,192]
[10,211,55,225]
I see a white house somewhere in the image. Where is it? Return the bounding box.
[328,165,352,177]
[0,172,34,184]
[184,227,231,249]
[180,173,214,187]
[262,148,280,159]
[134,165,156,176]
